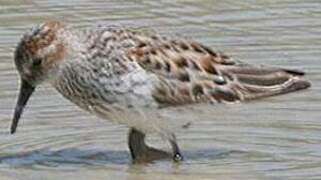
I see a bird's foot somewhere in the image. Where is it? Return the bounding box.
[173,152,184,162]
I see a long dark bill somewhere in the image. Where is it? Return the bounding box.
[11,79,35,134]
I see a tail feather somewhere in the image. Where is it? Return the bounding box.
[240,77,311,100]
[229,66,311,101]
[282,69,305,76]
[237,73,289,86]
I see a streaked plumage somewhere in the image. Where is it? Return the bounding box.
[11,21,311,162]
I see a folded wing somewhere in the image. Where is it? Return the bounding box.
[126,35,311,106]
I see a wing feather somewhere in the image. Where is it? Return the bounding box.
[125,32,310,106]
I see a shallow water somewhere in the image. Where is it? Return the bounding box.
[0,0,320,179]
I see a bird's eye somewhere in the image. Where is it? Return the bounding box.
[32,58,42,67]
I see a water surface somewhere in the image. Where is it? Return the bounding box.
[0,0,320,179]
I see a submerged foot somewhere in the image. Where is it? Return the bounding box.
[132,146,171,163]
[128,128,183,163]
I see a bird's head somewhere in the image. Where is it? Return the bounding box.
[11,20,67,134]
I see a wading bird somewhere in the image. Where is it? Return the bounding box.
[11,21,310,162]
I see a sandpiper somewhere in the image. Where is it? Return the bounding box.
[10,21,311,162]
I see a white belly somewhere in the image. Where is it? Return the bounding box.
[88,102,174,136]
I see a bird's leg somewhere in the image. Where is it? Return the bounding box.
[128,128,184,162]
[128,128,147,160]
[128,128,170,162]
[169,134,184,162]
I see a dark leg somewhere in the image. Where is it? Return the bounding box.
[128,128,171,162]
[128,128,148,160]
[169,135,184,162]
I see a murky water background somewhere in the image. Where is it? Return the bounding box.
[0,0,320,179]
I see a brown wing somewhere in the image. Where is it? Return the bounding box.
[126,35,311,106]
